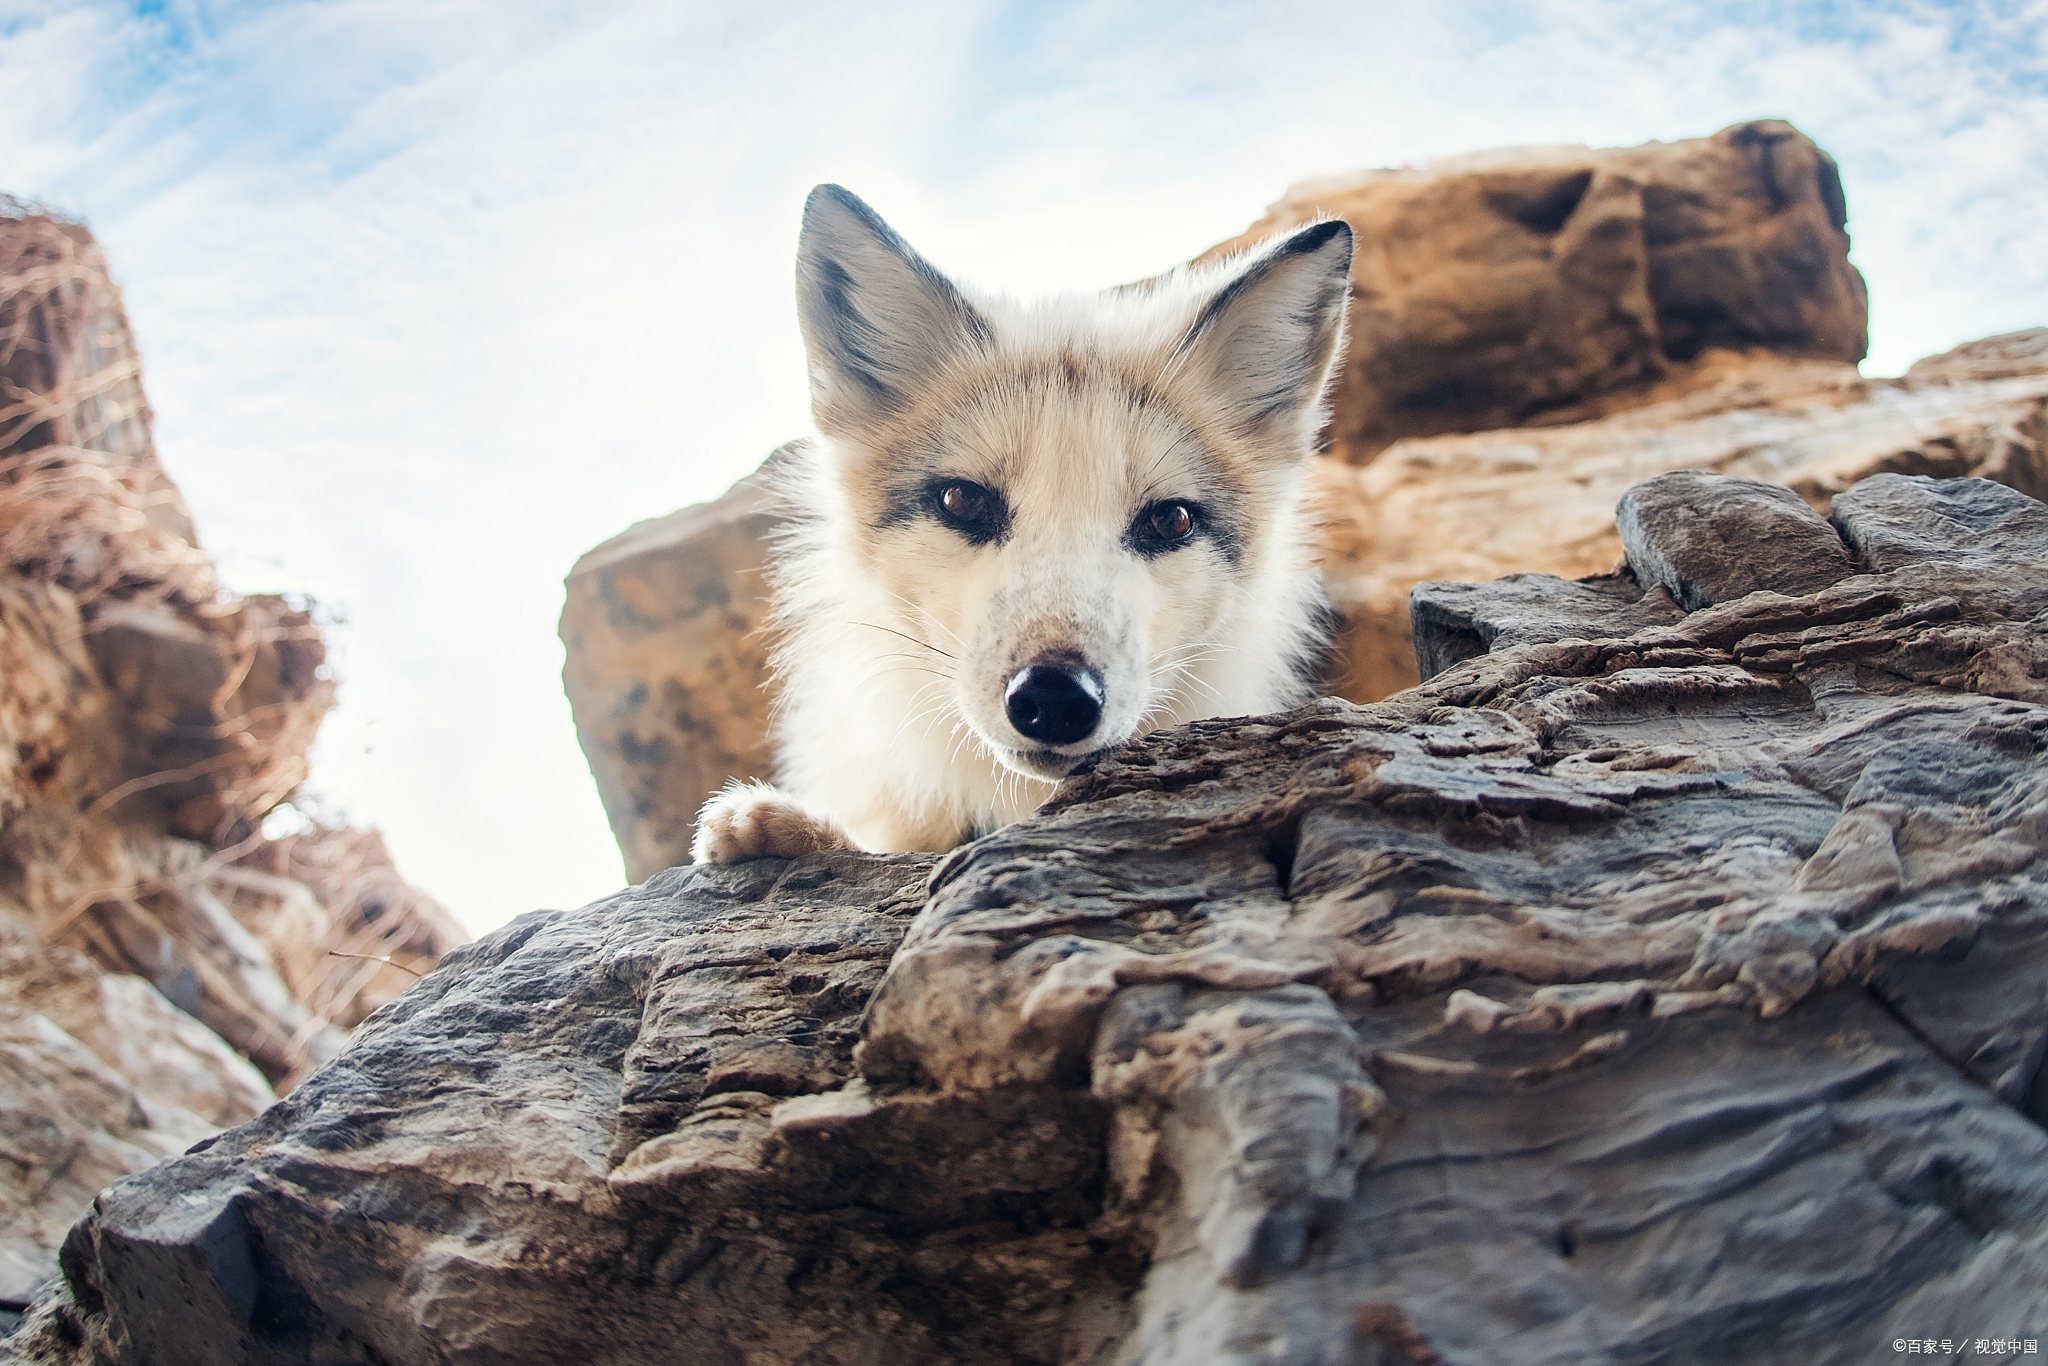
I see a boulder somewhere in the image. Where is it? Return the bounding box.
[559,457,784,883]
[1314,337,2048,700]
[0,916,274,1305]
[0,199,207,600]
[1204,118,1869,460]
[22,471,2048,1363]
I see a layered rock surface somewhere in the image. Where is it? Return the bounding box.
[1315,330,2048,701]
[26,470,2048,1363]
[0,203,464,1309]
[560,121,2048,875]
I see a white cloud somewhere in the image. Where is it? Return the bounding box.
[0,0,2041,932]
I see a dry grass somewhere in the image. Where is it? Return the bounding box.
[0,200,461,1079]
[0,197,217,608]
[232,816,469,1030]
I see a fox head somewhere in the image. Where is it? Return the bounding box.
[786,184,1352,789]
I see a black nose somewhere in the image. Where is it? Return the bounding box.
[1005,662,1104,746]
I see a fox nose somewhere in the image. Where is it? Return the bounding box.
[1005,662,1103,746]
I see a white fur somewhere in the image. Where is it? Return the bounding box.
[692,187,1352,862]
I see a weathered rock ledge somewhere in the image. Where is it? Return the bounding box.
[13,471,2048,1363]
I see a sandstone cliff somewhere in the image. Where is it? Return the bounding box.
[559,120,2048,880]
[0,203,464,1310]
[15,469,2046,1363]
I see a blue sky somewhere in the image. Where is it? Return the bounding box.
[1,0,2043,932]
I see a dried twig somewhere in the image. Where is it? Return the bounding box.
[326,950,426,979]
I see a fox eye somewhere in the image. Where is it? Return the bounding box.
[939,482,986,521]
[1149,502,1194,541]
[931,480,1006,543]
[1136,500,1198,549]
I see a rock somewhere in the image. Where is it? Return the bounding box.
[1905,326,2048,390]
[0,201,207,598]
[560,455,785,883]
[0,202,464,1310]
[23,472,2048,1362]
[223,823,469,1033]
[82,594,333,845]
[1316,342,2048,701]
[1407,570,1683,682]
[1830,471,2048,575]
[1203,119,1868,461]
[1615,470,1856,611]
[0,916,273,1304]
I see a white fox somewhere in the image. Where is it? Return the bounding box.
[693,186,1351,863]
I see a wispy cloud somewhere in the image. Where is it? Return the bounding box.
[0,0,2040,930]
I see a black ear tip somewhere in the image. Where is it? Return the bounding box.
[1295,218,1351,250]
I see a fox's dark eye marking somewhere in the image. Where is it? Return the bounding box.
[1129,499,1203,556]
[929,478,1009,545]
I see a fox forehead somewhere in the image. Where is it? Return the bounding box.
[841,349,1270,531]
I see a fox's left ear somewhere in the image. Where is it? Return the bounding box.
[1178,219,1353,448]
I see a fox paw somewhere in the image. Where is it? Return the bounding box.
[692,782,854,864]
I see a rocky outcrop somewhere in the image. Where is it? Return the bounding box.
[559,122,2046,877]
[1314,330,2048,701]
[0,916,275,1305]
[1202,119,1868,461]
[24,470,2048,1362]
[0,203,464,1313]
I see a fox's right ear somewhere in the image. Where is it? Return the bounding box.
[796,186,991,436]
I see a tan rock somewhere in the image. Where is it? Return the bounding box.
[224,821,470,1031]
[0,914,273,1302]
[0,915,273,1128]
[0,199,210,602]
[560,457,783,883]
[1205,119,1868,461]
[0,202,465,1305]
[1318,337,2048,699]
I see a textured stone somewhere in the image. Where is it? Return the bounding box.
[0,915,273,1304]
[1203,119,1867,461]
[560,455,784,883]
[1831,471,2048,576]
[0,204,462,1314]
[19,473,2048,1364]
[1317,347,2048,701]
[1615,470,1856,610]
[0,203,205,597]
[1904,325,2048,390]
[1408,570,1683,683]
